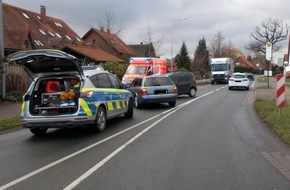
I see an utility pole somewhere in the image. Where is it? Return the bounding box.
[0,0,5,99]
[265,42,272,88]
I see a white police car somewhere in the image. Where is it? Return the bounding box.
[8,49,133,135]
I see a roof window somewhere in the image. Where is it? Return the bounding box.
[111,40,118,45]
[34,40,44,46]
[76,37,82,42]
[38,29,46,35]
[22,12,30,19]
[48,32,55,37]
[65,35,72,40]
[54,22,63,27]
[55,33,62,38]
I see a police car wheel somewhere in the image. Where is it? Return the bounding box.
[94,107,106,132]
[30,128,48,135]
[124,99,133,118]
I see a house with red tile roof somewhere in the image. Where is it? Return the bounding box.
[251,58,265,73]
[235,56,254,69]
[63,45,124,64]
[234,55,266,74]
[3,3,81,54]
[3,3,131,63]
[82,28,136,63]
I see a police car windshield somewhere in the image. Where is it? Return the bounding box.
[125,65,147,74]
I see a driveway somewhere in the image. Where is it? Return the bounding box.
[0,102,22,120]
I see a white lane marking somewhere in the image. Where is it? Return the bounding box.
[251,81,256,88]
[0,115,161,190]
[215,88,221,91]
[1,91,214,190]
[64,91,214,189]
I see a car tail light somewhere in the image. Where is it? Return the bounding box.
[173,86,178,94]
[80,91,94,98]
[242,79,248,82]
[140,88,147,95]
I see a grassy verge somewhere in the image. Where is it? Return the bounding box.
[254,99,290,145]
[0,116,21,131]
[196,79,210,86]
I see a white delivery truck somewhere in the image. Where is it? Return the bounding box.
[210,57,234,84]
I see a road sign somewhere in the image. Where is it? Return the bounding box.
[266,42,272,61]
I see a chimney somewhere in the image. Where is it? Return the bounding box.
[107,29,110,33]
[40,5,46,24]
[100,27,104,32]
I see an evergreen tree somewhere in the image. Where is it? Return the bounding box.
[177,41,190,70]
[145,42,156,57]
[192,37,210,77]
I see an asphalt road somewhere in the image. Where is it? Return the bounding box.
[0,82,290,190]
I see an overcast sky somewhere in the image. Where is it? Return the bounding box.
[3,0,290,62]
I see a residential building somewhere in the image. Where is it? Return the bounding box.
[234,55,265,74]
[128,42,150,57]
[3,3,81,55]
[82,28,136,63]
[235,56,254,69]
[3,3,132,63]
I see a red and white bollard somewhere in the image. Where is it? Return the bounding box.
[276,74,285,109]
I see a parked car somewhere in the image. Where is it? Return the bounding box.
[128,75,178,108]
[228,72,250,90]
[244,72,255,81]
[164,71,197,97]
[7,49,133,135]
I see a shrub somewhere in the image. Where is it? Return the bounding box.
[101,62,128,80]
[5,73,26,93]
[4,73,25,102]
[5,91,23,102]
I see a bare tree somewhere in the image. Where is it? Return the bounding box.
[209,31,226,58]
[140,23,164,57]
[246,18,289,54]
[97,8,126,37]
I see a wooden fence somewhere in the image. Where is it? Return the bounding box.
[4,64,32,92]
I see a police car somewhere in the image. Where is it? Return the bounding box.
[8,49,133,135]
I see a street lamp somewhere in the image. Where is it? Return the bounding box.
[170,17,187,72]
